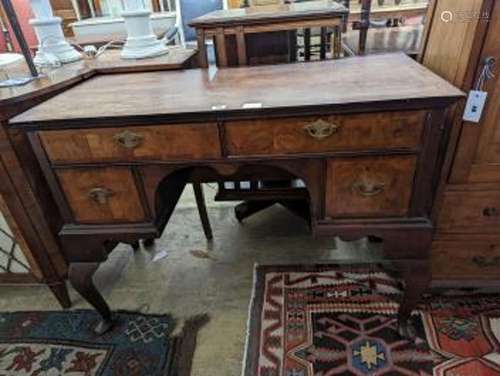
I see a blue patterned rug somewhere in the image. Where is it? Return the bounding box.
[0,310,207,376]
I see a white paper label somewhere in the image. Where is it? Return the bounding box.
[242,102,263,109]
[463,90,488,123]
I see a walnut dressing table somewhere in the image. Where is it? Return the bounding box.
[9,53,462,336]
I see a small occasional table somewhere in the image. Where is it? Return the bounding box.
[189,0,348,68]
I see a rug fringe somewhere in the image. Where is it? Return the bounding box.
[168,314,210,376]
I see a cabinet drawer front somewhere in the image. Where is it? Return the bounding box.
[325,156,417,218]
[57,168,145,223]
[432,241,500,280]
[438,191,500,233]
[225,111,426,156]
[40,123,221,164]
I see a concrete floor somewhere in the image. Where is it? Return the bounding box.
[0,185,378,376]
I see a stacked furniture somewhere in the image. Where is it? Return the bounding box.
[420,0,500,283]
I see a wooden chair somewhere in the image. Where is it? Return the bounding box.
[132,182,212,250]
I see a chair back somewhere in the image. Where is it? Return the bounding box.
[175,0,223,43]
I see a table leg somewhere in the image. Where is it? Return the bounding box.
[69,262,114,335]
[288,30,297,62]
[48,281,71,309]
[384,230,432,339]
[333,26,342,59]
[394,259,431,339]
[196,29,208,68]
[304,28,311,61]
[236,26,247,66]
[320,27,327,60]
[215,27,228,67]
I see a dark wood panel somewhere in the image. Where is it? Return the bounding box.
[225,111,426,156]
[438,190,500,234]
[57,168,145,223]
[325,156,417,218]
[40,123,222,163]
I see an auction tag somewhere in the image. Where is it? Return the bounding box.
[463,90,488,123]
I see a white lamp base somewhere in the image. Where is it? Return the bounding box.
[121,34,168,59]
[121,9,168,60]
[30,17,81,64]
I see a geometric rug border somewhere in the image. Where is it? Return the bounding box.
[241,263,389,376]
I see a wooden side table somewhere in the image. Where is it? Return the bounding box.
[189,0,348,67]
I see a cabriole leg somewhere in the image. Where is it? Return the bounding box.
[395,259,431,339]
[69,262,114,335]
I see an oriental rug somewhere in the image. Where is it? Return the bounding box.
[0,310,207,376]
[243,264,500,376]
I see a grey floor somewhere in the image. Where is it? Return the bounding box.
[0,184,378,376]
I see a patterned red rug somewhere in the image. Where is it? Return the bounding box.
[243,264,500,376]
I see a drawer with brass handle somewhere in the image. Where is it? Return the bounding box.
[57,168,145,223]
[325,155,417,218]
[438,190,500,233]
[224,110,426,156]
[432,242,500,280]
[39,123,221,164]
[112,130,144,149]
[88,187,115,205]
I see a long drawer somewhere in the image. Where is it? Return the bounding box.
[432,241,500,280]
[57,168,146,224]
[438,190,500,233]
[224,111,426,156]
[39,123,221,164]
[325,155,417,218]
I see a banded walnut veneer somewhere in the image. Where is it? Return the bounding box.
[10,53,462,335]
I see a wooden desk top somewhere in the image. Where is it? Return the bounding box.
[11,53,463,127]
[0,47,196,107]
[189,0,348,28]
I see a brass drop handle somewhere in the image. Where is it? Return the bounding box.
[113,130,144,149]
[88,187,114,204]
[483,207,498,217]
[304,119,340,140]
[352,179,385,197]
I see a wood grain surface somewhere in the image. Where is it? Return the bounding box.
[225,111,426,156]
[189,0,347,27]
[40,123,221,163]
[325,155,417,218]
[57,168,145,223]
[11,53,463,126]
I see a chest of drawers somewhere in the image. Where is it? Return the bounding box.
[10,53,462,335]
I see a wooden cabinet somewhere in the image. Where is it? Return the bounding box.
[423,0,500,281]
[438,191,500,234]
[432,242,500,280]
